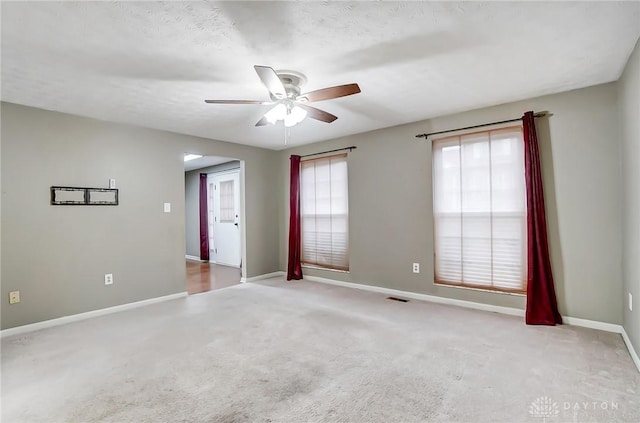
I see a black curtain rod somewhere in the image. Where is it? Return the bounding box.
[415,112,547,139]
[301,146,357,158]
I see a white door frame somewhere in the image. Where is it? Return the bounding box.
[239,161,247,282]
[184,159,247,282]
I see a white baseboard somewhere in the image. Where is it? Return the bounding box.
[622,328,640,373]
[1,292,188,339]
[561,316,622,333]
[243,271,285,283]
[185,255,202,261]
[303,275,526,317]
[303,275,628,332]
[303,275,638,373]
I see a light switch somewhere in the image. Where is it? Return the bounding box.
[109,179,116,189]
[164,203,171,213]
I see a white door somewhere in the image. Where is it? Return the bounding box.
[207,170,241,267]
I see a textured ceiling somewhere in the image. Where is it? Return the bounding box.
[2,1,639,150]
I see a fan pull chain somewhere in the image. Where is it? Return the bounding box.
[284,126,290,146]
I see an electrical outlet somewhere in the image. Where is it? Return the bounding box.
[413,263,420,273]
[105,274,113,285]
[630,293,633,312]
[9,291,20,304]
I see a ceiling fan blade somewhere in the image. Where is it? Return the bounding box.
[205,99,272,105]
[298,104,338,123]
[255,116,270,126]
[300,83,361,103]
[254,65,287,99]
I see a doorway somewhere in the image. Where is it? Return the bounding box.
[184,155,246,294]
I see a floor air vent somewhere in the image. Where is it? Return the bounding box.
[387,296,409,303]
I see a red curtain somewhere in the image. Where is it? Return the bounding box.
[199,173,210,261]
[287,155,303,280]
[523,111,562,325]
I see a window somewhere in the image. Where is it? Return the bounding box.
[219,180,235,222]
[432,126,526,293]
[301,154,349,271]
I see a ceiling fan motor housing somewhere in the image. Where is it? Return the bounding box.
[275,70,307,100]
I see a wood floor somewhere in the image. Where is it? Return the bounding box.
[185,259,241,294]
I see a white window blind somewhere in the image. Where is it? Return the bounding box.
[432,126,527,292]
[301,154,349,271]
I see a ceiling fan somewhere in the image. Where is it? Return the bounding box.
[204,65,361,127]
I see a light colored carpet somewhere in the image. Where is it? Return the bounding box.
[2,277,639,422]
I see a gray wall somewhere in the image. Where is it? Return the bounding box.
[1,103,280,329]
[184,160,240,258]
[279,83,623,324]
[619,39,640,354]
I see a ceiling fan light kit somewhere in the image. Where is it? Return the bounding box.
[204,65,361,128]
[264,103,308,127]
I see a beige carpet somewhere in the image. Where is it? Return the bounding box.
[2,277,639,422]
